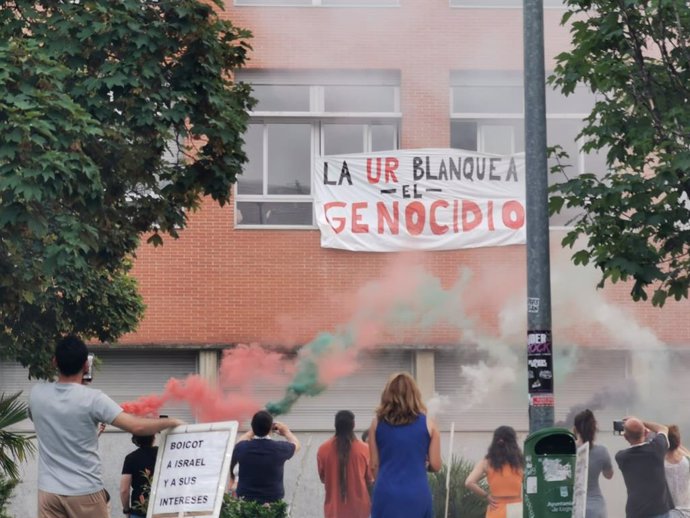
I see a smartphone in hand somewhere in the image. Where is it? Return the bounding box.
[82,353,95,383]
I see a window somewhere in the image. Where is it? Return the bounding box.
[235,70,401,228]
[450,0,563,7]
[450,70,602,226]
[235,0,398,6]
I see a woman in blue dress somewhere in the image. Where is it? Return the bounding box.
[368,372,442,518]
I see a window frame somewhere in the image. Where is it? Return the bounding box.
[450,71,596,228]
[235,72,401,230]
[449,0,565,8]
[234,0,399,7]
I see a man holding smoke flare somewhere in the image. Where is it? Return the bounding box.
[29,334,183,518]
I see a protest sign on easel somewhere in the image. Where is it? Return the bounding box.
[147,421,238,518]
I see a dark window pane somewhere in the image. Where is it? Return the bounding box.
[324,85,396,112]
[480,123,518,155]
[451,119,523,154]
[451,0,562,5]
[371,125,397,151]
[546,86,595,113]
[237,124,264,195]
[267,124,311,195]
[237,202,313,226]
[453,85,523,113]
[548,119,583,226]
[547,119,581,184]
[324,124,365,155]
[322,0,398,4]
[251,85,310,112]
[584,147,610,180]
[451,120,477,151]
[236,0,310,5]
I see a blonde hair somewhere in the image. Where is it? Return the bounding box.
[376,372,426,425]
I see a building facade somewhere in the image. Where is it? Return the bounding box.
[4,1,690,517]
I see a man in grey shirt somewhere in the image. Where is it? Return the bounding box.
[29,335,183,518]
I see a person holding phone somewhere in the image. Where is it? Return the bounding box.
[615,417,674,518]
[29,334,184,518]
[229,410,300,505]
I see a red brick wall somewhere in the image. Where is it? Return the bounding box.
[120,3,690,348]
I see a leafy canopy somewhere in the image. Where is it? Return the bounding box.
[549,0,690,306]
[0,0,254,377]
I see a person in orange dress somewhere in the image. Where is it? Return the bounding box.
[465,425,524,518]
[317,410,373,518]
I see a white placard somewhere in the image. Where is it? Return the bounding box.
[147,421,238,518]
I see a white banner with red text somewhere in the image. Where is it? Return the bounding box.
[314,149,526,252]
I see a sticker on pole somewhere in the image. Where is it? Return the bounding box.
[147,421,238,518]
[527,330,553,393]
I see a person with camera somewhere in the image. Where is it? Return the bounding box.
[229,410,300,504]
[29,335,184,518]
[615,417,674,518]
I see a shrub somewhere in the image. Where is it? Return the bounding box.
[220,495,287,518]
[428,456,488,518]
[0,476,18,518]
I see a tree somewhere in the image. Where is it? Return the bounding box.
[549,0,690,306]
[0,0,254,377]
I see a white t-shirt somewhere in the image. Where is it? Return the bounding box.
[29,382,122,495]
[666,456,690,510]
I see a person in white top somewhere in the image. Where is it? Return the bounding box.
[665,425,690,518]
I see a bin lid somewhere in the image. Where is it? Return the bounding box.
[525,427,576,455]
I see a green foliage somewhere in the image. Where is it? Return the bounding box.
[134,477,286,518]
[549,0,690,306]
[220,496,288,518]
[0,475,18,518]
[0,392,35,480]
[0,0,254,376]
[428,456,488,518]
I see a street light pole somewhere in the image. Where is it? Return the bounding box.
[523,0,554,433]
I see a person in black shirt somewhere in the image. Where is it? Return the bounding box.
[120,435,158,518]
[615,417,674,518]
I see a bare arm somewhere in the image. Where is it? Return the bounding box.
[368,418,379,479]
[426,417,442,472]
[229,456,239,481]
[119,474,131,510]
[465,458,488,495]
[274,422,300,452]
[643,421,669,436]
[465,458,496,509]
[111,412,183,436]
[317,448,326,483]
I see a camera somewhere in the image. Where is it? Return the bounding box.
[82,353,95,383]
[613,420,625,435]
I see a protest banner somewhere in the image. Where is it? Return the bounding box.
[314,148,526,251]
[147,421,238,518]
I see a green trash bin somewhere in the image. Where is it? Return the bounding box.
[523,427,576,518]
